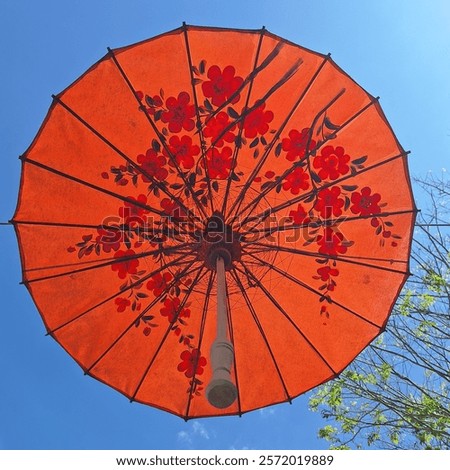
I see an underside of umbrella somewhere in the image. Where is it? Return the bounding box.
[12,24,416,419]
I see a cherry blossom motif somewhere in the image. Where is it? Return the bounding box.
[314,187,345,219]
[202,65,243,107]
[164,135,199,170]
[161,92,196,133]
[315,265,339,292]
[316,227,348,256]
[282,167,310,195]
[160,297,191,323]
[282,128,316,161]
[203,112,236,147]
[115,297,131,313]
[243,103,274,138]
[313,145,350,180]
[350,187,382,216]
[315,265,339,282]
[177,348,207,378]
[136,149,168,182]
[96,227,122,253]
[111,249,140,279]
[160,198,187,221]
[289,204,311,225]
[204,146,234,179]
[119,194,150,226]
[146,272,173,297]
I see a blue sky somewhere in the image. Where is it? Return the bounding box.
[0,0,449,450]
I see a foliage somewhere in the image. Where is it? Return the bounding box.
[309,174,450,449]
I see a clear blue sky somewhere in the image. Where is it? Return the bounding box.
[0,0,449,450]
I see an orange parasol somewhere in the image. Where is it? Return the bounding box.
[12,25,416,418]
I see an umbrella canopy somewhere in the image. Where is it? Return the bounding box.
[12,24,416,418]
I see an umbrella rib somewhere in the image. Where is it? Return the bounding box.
[243,242,408,273]
[241,151,410,228]
[85,262,202,374]
[220,28,266,216]
[21,246,193,276]
[106,47,209,221]
[23,243,196,283]
[52,95,203,227]
[12,219,199,243]
[242,209,416,255]
[244,252,383,329]
[225,54,330,223]
[21,156,167,217]
[234,262,338,375]
[230,268,292,403]
[47,250,198,335]
[129,267,208,403]
[182,24,215,214]
[231,95,380,228]
[183,270,215,420]
[21,157,195,244]
[225,275,243,416]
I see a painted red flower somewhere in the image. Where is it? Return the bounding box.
[96,227,122,253]
[136,148,168,182]
[111,249,139,279]
[204,146,234,179]
[282,128,316,161]
[289,204,311,225]
[202,65,243,107]
[146,272,173,297]
[164,135,199,170]
[203,112,236,147]
[177,348,207,378]
[161,92,196,133]
[282,167,310,195]
[316,228,348,256]
[316,266,339,281]
[313,145,350,180]
[350,186,382,216]
[115,297,131,312]
[160,198,187,221]
[243,103,274,138]
[160,297,190,323]
[119,194,149,226]
[314,187,344,219]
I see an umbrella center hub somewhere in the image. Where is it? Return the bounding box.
[200,212,241,271]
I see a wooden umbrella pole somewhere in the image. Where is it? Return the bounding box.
[206,256,238,409]
[216,256,228,341]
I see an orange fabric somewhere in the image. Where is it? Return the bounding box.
[13,26,415,418]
